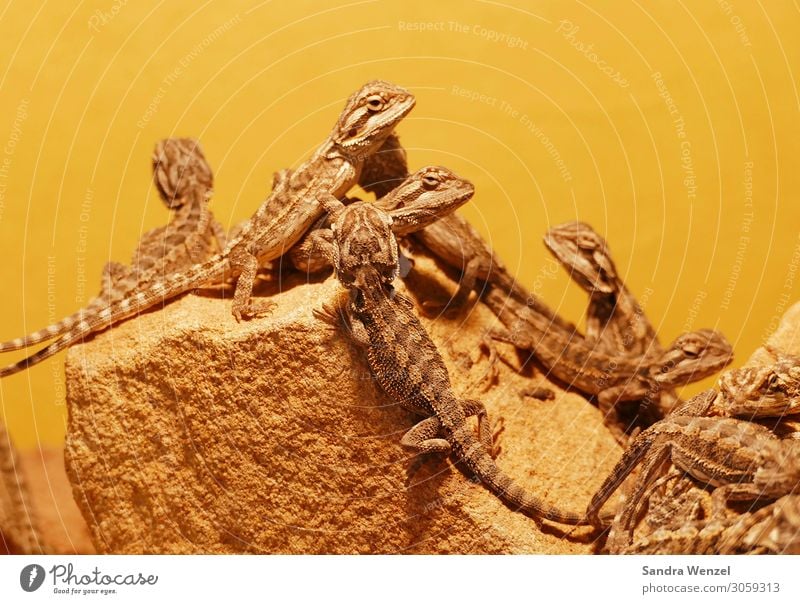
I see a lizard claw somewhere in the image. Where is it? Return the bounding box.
[313,302,341,328]
[238,299,277,321]
[491,416,505,459]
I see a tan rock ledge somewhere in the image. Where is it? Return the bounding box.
[64,254,621,554]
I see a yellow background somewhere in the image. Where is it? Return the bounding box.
[0,1,798,448]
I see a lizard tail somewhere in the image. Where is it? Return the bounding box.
[0,258,227,378]
[451,422,589,526]
[0,301,109,353]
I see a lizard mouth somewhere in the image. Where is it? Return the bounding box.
[340,93,416,149]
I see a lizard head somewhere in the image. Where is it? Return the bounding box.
[330,202,399,289]
[717,353,800,418]
[543,221,618,294]
[651,328,733,387]
[332,80,415,155]
[152,138,214,209]
[373,165,475,234]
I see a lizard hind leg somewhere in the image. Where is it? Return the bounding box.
[400,416,451,486]
[461,399,504,459]
[608,443,674,549]
[420,257,481,318]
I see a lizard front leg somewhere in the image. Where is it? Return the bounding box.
[289,228,335,274]
[228,246,275,321]
[401,400,500,482]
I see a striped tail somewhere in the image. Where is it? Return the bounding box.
[0,300,109,353]
[0,257,227,378]
[450,421,589,526]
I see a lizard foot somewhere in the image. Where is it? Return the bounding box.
[312,302,342,329]
[490,416,505,459]
[405,453,446,487]
[235,299,277,322]
[520,386,556,401]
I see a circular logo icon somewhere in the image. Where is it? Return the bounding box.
[20,564,45,592]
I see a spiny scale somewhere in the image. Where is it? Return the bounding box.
[329,203,589,525]
[0,81,416,376]
[0,138,222,354]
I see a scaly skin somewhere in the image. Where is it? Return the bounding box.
[715,349,800,419]
[484,287,733,413]
[0,138,224,354]
[289,166,475,274]
[0,422,41,554]
[587,410,800,546]
[317,202,591,526]
[374,196,576,330]
[624,494,800,554]
[544,221,660,358]
[543,221,681,439]
[0,81,415,376]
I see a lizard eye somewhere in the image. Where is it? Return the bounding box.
[422,175,441,190]
[366,95,385,111]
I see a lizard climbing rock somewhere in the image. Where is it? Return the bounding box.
[316,201,595,526]
[62,243,618,553]
[0,81,415,376]
[0,137,225,355]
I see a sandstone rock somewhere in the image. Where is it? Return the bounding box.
[18,447,95,554]
[0,422,38,554]
[64,253,621,554]
[0,424,92,554]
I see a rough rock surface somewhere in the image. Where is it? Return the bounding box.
[63,254,632,553]
[19,447,95,554]
[1,425,93,554]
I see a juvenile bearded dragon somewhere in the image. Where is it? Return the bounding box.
[543,221,681,436]
[315,200,590,526]
[544,221,661,358]
[288,166,475,275]
[0,81,415,376]
[484,287,733,432]
[586,390,800,546]
[0,138,224,354]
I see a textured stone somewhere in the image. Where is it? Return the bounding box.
[1,423,93,554]
[63,253,625,553]
[18,447,95,554]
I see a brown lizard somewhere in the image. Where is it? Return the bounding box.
[720,492,800,554]
[544,221,660,358]
[288,166,475,275]
[484,287,733,434]
[0,81,415,376]
[0,422,41,554]
[314,200,590,526]
[586,400,800,546]
[372,201,575,331]
[622,493,800,554]
[607,353,800,551]
[543,221,681,437]
[0,137,224,354]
